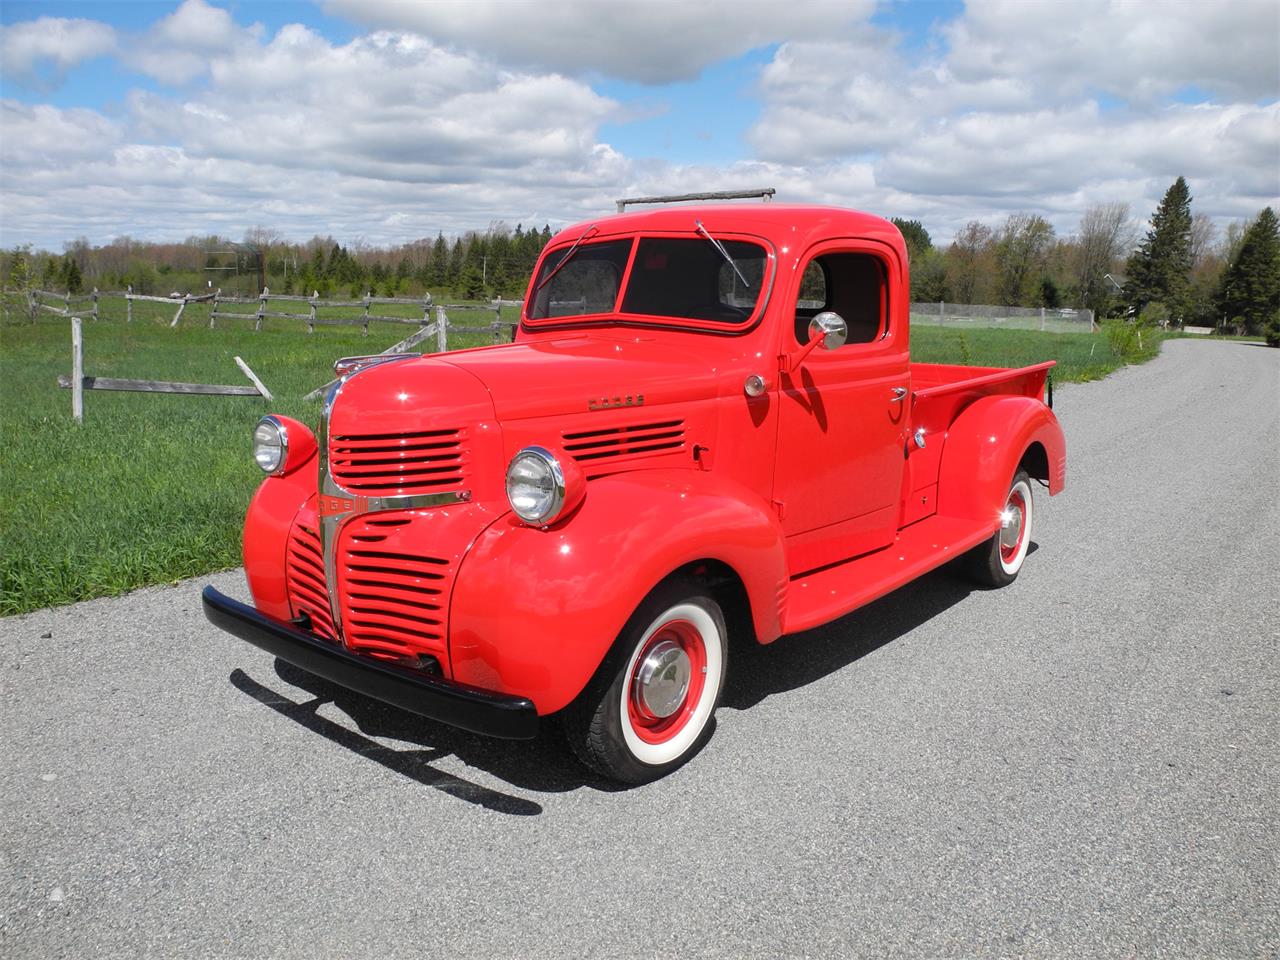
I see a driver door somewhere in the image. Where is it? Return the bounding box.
[772,244,909,575]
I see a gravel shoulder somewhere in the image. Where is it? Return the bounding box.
[2,338,1277,959]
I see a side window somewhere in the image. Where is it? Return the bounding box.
[794,252,886,346]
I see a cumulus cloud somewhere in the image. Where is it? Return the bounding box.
[0,0,1275,251]
[944,0,1280,104]
[323,0,876,83]
[127,0,264,84]
[0,16,116,90]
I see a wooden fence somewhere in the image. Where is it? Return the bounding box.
[57,316,273,423]
[18,287,518,341]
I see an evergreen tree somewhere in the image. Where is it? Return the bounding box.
[1125,176,1193,320]
[890,218,932,262]
[427,232,449,289]
[446,238,466,292]
[1217,206,1280,340]
[61,255,84,294]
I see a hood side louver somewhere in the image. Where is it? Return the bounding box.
[562,419,686,468]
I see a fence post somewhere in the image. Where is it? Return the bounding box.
[435,306,448,353]
[309,292,317,334]
[71,316,84,423]
[255,287,268,332]
[363,292,371,337]
[126,286,133,324]
[1040,306,1046,332]
[27,289,36,322]
[209,291,218,329]
[92,287,100,321]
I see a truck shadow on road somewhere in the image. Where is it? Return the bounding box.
[227,554,1020,813]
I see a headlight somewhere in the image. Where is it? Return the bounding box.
[252,416,287,475]
[506,446,566,523]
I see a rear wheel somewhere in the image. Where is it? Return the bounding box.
[564,580,727,784]
[965,469,1034,588]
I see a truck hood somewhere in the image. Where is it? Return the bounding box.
[436,333,720,421]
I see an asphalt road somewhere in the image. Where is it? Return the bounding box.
[3,338,1277,960]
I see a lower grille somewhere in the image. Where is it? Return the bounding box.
[285,521,337,641]
[337,516,451,664]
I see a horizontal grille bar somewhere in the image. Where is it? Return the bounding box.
[338,522,452,663]
[330,428,467,495]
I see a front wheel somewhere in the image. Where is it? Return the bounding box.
[564,580,727,784]
[964,469,1034,588]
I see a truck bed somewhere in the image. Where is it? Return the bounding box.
[909,360,1054,454]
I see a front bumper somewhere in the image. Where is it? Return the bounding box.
[202,586,539,740]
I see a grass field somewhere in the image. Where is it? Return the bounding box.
[0,302,1162,615]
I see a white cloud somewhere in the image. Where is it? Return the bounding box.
[944,0,1280,104]
[323,0,876,83]
[127,0,264,84]
[0,17,116,90]
[0,0,1276,254]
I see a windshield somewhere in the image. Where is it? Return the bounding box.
[527,235,769,325]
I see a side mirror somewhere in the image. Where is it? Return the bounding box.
[808,311,848,350]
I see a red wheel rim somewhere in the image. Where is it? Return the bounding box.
[1000,489,1027,565]
[628,619,707,745]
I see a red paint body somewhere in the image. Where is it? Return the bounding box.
[240,205,1065,717]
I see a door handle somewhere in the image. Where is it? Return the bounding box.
[890,387,908,402]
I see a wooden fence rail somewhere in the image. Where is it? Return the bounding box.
[300,304,519,401]
[28,288,99,321]
[57,316,273,423]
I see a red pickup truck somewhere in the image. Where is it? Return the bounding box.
[204,203,1065,783]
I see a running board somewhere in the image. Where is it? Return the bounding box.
[781,514,998,634]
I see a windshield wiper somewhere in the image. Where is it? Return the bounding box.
[536,224,600,293]
[695,219,750,289]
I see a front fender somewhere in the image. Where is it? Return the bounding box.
[936,395,1066,524]
[243,450,319,621]
[448,470,786,715]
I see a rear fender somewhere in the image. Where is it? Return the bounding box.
[935,395,1066,525]
[449,470,786,715]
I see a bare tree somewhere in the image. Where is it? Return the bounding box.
[1188,213,1216,269]
[1073,201,1131,316]
[946,221,995,305]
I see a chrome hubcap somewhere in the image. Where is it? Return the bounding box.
[634,639,692,719]
[999,502,1023,552]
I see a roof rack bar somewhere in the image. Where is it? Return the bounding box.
[615,188,776,213]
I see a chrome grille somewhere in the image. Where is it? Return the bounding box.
[562,419,686,464]
[286,520,337,641]
[329,428,466,495]
[337,516,450,663]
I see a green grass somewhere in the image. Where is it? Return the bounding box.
[911,323,1164,382]
[0,301,510,615]
[0,306,1162,615]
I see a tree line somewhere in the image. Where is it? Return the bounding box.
[4,179,1277,342]
[892,177,1278,341]
[1,221,555,304]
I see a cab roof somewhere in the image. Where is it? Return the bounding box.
[546,203,907,261]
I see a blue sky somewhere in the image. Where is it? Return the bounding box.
[0,0,1276,249]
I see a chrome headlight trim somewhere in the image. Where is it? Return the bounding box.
[506,446,567,524]
[253,415,287,476]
